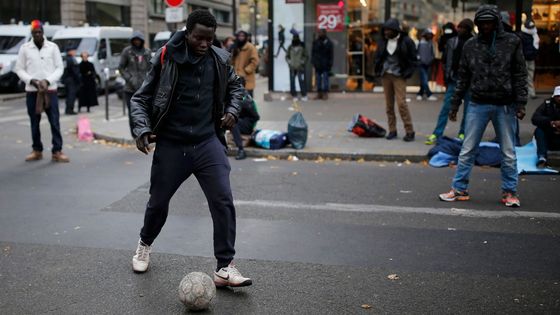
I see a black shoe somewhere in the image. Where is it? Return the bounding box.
[235,149,247,160]
[403,132,415,142]
[386,131,397,140]
[537,157,547,169]
[65,111,77,115]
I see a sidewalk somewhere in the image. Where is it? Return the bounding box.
[90,78,558,165]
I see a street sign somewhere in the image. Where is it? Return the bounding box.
[165,7,184,23]
[165,0,184,7]
[316,4,344,32]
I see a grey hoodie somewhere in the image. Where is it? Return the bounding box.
[119,31,152,93]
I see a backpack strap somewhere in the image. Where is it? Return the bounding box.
[160,45,167,68]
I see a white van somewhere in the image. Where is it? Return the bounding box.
[0,23,65,92]
[52,26,133,91]
[152,31,171,52]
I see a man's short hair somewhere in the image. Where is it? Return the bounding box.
[186,9,217,34]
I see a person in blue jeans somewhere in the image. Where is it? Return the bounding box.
[311,28,333,100]
[531,86,560,168]
[416,29,437,101]
[426,19,474,145]
[438,5,527,207]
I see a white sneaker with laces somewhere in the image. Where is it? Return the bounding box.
[301,96,309,102]
[427,95,438,101]
[416,95,423,101]
[214,263,252,287]
[132,239,151,273]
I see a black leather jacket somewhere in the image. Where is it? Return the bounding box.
[130,31,244,146]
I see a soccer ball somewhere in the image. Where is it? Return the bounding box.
[178,272,216,311]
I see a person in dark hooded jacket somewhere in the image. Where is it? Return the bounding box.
[439,4,528,208]
[374,18,418,142]
[531,86,560,168]
[119,31,152,137]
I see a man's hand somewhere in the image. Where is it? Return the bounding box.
[448,109,458,122]
[37,79,49,92]
[551,120,560,131]
[516,108,526,120]
[136,133,157,155]
[220,112,236,130]
[30,79,40,89]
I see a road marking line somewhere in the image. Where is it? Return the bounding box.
[0,114,29,123]
[235,200,560,219]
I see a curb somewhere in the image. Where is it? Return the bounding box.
[92,132,431,163]
[0,93,26,102]
[93,131,560,167]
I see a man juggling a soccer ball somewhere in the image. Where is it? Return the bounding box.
[129,9,252,288]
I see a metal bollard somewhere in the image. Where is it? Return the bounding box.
[104,67,109,121]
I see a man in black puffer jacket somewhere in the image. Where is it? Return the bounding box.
[129,10,252,288]
[440,4,528,208]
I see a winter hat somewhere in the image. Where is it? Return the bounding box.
[30,20,43,31]
[421,28,433,36]
[458,18,474,32]
[442,22,455,34]
[500,11,511,27]
[474,4,500,24]
[553,86,560,97]
[524,19,536,29]
[383,18,401,32]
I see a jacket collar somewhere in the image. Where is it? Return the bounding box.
[167,30,230,65]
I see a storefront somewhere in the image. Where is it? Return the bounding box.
[268,0,560,93]
[531,0,560,90]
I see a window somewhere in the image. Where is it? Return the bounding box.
[52,38,98,56]
[86,2,131,26]
[214,9,230,24]
[110,38,129,57]
[98,38,107,59]
[150,0,165,15]
[0,36,26,54]
[0,0,61,25]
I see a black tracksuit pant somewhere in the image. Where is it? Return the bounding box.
[140,136,236,268]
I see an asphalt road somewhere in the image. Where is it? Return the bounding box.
[0,100,559,314]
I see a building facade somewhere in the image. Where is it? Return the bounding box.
[0,0,235,47]
[269,0,560,92]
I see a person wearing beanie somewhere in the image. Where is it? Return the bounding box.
[426,18,474,145]
[14,20,69,163]
[374,18,418,142]
[439,4,528,208]
[119,30,152,138]
[232,30,259,97]
[520,19,540,99]
[500,11,514,33]
[531,86,560,168]
[416,28,437,101]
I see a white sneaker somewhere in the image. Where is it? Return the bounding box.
[301,96,308,102]
[416,95,423,101]
[214,263,252,287]
[132,239,151,273]
[427,95,438,101]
